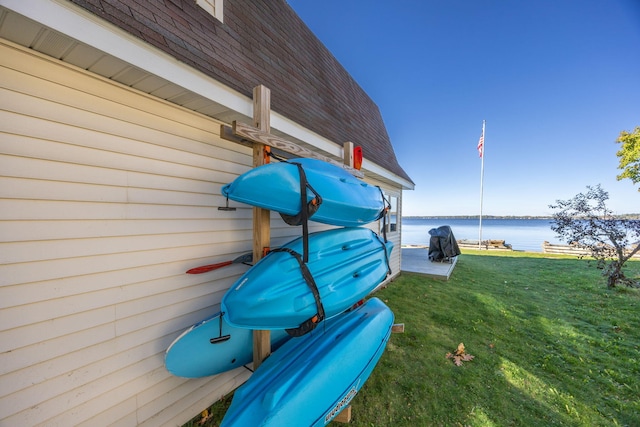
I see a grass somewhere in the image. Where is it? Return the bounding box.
[185,252,640,426]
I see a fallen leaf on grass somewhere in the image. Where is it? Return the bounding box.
[198,409,213,425]
[446,342,475,366]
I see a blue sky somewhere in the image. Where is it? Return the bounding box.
[288,0,640,216]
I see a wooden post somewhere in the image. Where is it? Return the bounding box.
[343,141,354,168]
[334,406,352,424]
[329,142,356,424]
[252,85,271,369]
[392,323,405,333]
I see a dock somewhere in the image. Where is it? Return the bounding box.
[457,239,513,251]
[401,246,457,280]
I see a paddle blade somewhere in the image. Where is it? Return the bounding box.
[186,261,233,274]
[185,252,254,274]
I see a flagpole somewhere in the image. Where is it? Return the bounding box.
[478,120,486,250]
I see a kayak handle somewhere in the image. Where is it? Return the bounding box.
[210,312,231,344]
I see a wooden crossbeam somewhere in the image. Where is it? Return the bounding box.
[220,123,252,149]
[224,121,364,178]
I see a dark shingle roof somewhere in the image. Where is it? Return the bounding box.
[68,0,412,184]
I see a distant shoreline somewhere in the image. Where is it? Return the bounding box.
[403,215,553,220]
[403,214,640,220]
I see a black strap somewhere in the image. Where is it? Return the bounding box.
[272,247,325,336]
[268,157,323,236]
[297,163,310,264]
[266,150,288,163]
[376,186,390,244]
[209,312,231,344]
[379,233,392,278]
[280,162,322,263]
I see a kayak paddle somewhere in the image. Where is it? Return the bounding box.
[186,252,253,274]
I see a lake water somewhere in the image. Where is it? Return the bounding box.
[402,217,564,252]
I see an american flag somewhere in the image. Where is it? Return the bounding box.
[477,134,484,158]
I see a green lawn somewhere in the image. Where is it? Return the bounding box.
[186,252,640,426]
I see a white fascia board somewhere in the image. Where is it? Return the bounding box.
[0,0,252,117]
[1,0,412,188]
[363,159,415,190]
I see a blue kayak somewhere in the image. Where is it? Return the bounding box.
[221,227,392,330]
[221,157,386,227]
[164,312,289,378]
[220,297,394,427]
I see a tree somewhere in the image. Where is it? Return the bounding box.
[616,126,640,191]
[549,185,640,288]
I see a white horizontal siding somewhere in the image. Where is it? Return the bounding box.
[0,40,309,426]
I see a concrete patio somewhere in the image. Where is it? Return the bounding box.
[400,246,458,280]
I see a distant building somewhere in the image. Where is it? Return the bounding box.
[0,0,413,425]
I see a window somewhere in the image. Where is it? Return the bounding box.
[196,0,223,23]
[381,194,398,234]
[389,195,398,232]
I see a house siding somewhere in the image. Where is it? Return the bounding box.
[0,40,330,426]
[0,38,398,426]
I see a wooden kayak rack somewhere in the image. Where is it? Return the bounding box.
[219,85,401,424]
[219,85,363,371]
